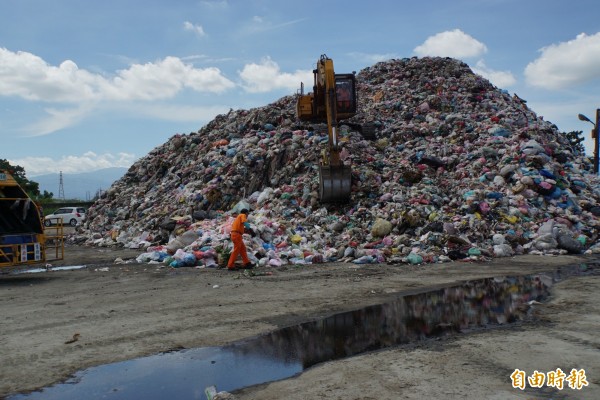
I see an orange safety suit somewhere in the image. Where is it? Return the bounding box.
[336,86,351,111]
[227,213,250,268]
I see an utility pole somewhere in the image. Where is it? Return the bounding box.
[595,109,599,174]
[577,109,599,174]
[58,171,65,200]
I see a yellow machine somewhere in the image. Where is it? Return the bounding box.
[0,170,63,267]
[297,54,358,203]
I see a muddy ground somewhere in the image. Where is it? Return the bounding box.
[1,243,599,400]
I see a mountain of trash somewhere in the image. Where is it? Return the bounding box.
[80,56,600,267]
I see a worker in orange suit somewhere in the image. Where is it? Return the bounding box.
[336,82,352,111]
[227,209,255,270]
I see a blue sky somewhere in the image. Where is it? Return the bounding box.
[2,0,600,177]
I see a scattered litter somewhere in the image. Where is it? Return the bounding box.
[205,385,236,400]
[64,333,81,344]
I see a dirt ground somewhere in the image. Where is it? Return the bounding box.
[1,243,599,400]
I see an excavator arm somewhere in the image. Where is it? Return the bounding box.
[297,55,357,203]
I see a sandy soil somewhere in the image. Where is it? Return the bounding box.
[1,244,599,400]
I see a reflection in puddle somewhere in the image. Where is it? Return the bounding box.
[11,267,593,400]
[234,274,551,371]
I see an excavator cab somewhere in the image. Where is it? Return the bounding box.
[334,75,357,116]
[297,73,357,123]
[297,55,358,203]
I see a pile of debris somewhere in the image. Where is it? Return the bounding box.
[79,57,600,267]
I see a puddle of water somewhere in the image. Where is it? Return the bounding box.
[9,264,596,400]
[9,346,301,400]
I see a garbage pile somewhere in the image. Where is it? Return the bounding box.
[80,57,600,267]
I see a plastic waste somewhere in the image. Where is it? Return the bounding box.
[76,57,600,267]
[466,248,481,256]
[371,218,392,237]
[406,253,423,264]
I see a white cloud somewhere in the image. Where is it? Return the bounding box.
[127,103,232,122]
[105,57,235,100]
[0,48,235,104]
[181,54,236,64]
[245,17,306,34]
[524,32,600,90]
[238,57,312,93]
[472,60,516,89]
[200,0,228,9]
[22,101,232,137]
[414,29,488,59]
[183,21,206,37]
[181,54,209,62]
[0,48,237,135]
[0,48,105,102]
[10,152,137,176]
[348,52,401,64]
[23,105,94,137]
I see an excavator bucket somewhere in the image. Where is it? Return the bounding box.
[319,164,351,203]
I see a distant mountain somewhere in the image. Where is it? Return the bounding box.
[33,167,128,200]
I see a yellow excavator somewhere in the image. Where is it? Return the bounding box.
[297,54,357,203]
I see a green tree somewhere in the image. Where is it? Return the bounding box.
[40,190,54,200]
[564,130,585,155]
[0,159,42,197]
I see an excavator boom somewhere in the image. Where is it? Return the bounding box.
[297,55,357,203]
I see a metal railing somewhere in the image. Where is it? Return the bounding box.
[44,217,65,262]
[0,236,44,267]
[0,218,65,267]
